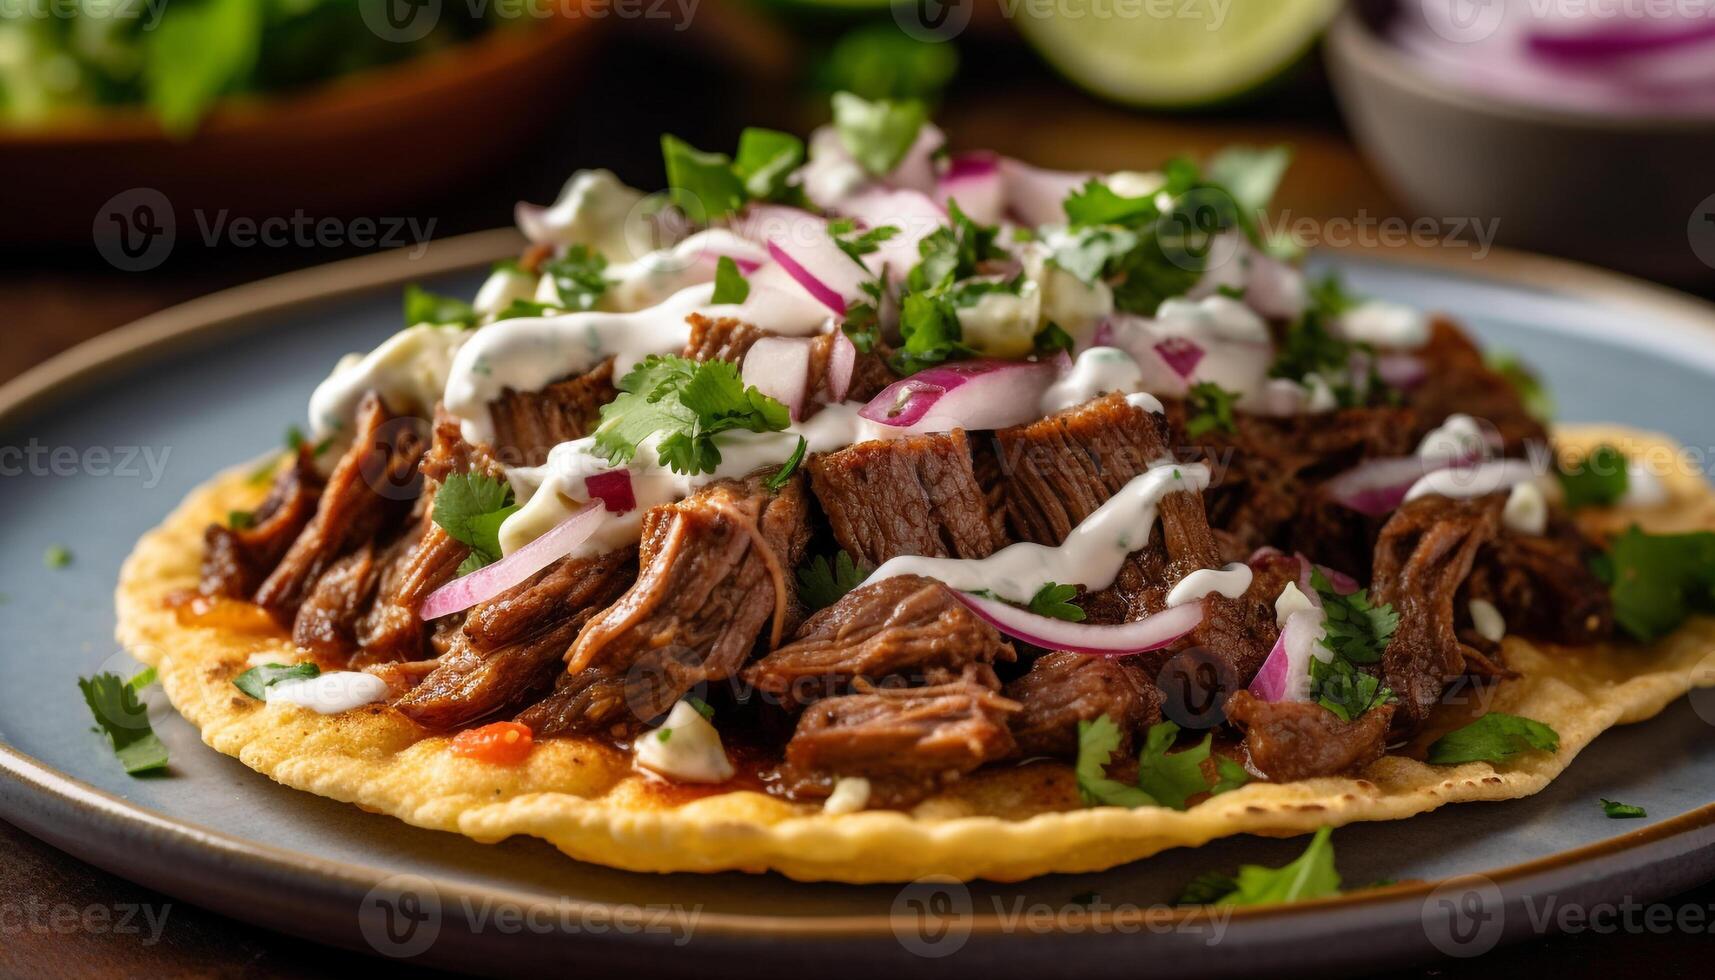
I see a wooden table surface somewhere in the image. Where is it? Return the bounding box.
[2,15,1712,978]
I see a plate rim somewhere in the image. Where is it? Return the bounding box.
[4,230,1715,946]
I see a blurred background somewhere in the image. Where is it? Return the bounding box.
[4,0,1714,383]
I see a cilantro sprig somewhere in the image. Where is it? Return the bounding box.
[1027,582,1085,622]
[1598,526,1715,641]
[403,284,477,329]
[890,201,1009,375]
[1307,568,1398,722]
[662,127,806,223]
[1075,717,1249,811]
[1177,827,1341,907]
[1426,712,1560,765]
[78,669,168,776]
[1601,799,1646,819]
[541,246,608,313]
[433,473,520,575]
[711,256,751,305]
[1184,382,1239,437]
[593,355,792,477]
[1557,445,1629,509]
[234,662,320,701]
[797,550,871,610]
[831,91,927,177]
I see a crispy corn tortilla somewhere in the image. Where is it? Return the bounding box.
[116,426,1715,882]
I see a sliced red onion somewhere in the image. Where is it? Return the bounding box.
[1248,609,1327,702]
[1526,22,1715,62]
[766,239,856,317]
[826,328,857,404]
[858,360,1059,431]
[953,591,1204,657]
[584,470,635,514]
[999,157,1095,228]
[419,502,604,621]
[1375,354,1428,389]
[742,335,814,421]
[1313,562,1359,596]
[1323,455,1457,517]
[935,152,1005,226]
[1154,337,1206,380]
[1403,459,1542,504]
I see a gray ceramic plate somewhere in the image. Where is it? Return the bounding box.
[3,231,1714,977]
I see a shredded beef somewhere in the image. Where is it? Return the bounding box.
[1224,690,1394,780]
[1004,651,1162,759]
[488,359,616,468]
[514,664,635,739]
[394,550,636,730]
[253,394,421,621]
[555,473,811,729]
[743,575,1014,709]
[684,314,898,409]
[776,675,1020,808]
[292,542,380,655]
[1371,494,1503,730]
[1467,523,1613,645]
[684,315,767,363]
[807,430,999,566]
[200,446,324,598]
[1407,320,1548,452]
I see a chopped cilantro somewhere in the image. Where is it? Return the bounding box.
[78,672,168,775]
[44,545,72,569]
[128,667,158,693]
[1602,527,1715,641]
[711,256,751,305]
[656,728,672,743]
[1075,718,1248,810]
[1205,145,1292,217]
[820,24,958,102]
[686,695,715,721]
[234,662,320,701]
[593,355,790,476]
[907,200,1004,291]
[541,246,608,313]
[495,299,557,320]
[1180,827,1341,906]
[285,425,334,458]
[1558,445,1629,509]
[1601,799,1646,819]
[1487,350,1555,420]
[731,127,805,202]
[433,473,519,574]
[1033,322,1075,357]
[661,134,747,223]
[887,201,1009,375]
[227,510,255,530]
[831,91,926,177]
[403,284,477,328]
[767,436,808,491]
[1426,712,1560,765]
[797,551,870,610]
[1184,382,1240,437]
[1216,284,1247,300]
[1027,582,1085,622]
[1062,179,1158,227]
[1307,568,1397,721]
[1048,225,1140,285]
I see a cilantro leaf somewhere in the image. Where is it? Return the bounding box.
[732,127,804,202]
[495,299,557,320]
[1136,721,1250,810]
[1034,322,1075,357]
[78,672,169,775]
[541,246,608,312]
[711,256,751,305]
[1048,226,1140,284]
[907,200,1003,291]
[403,284,477,329]
[128,667,158,693]
[1307,568,1397,721]
[832,221,900,265]
[686,695,716,721]
[1603,527,1715,641]
[1028,582,1086,622]
[433,473,518,572]
[1185,382,1239,438]
[1426,712,1560,765]
[1558,445,1629,509]
[831,91,927,177]
[821,23,958,102]
[797,551,871,610]
[1601,799,1647,819]
[234,662,320,701]
[662,134,747,223]
[1205,145,1292,217]
[1176,872,1240,906]
[1187,827,1342,907]
[44,545,72,569]
[1062,179,1159,228]
[594,357,790,476]
[767,436,808,492]
[142,0,260,136]
[1074,716,1156,808]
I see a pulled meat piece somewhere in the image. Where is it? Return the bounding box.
[488,359,616,468]
[743,575,1015,709]
[1004,651,1162,759]
[292,542,380,655]
[559,473,812,726]
[684,314,766,363]
[808,430,999,566]
[1466,523,1613,645]
[394,550,636,730]
[1225,690,1394,781]
[777,676,1020,808]
[1372,494,1503,730]
[253,394,421,621]
[200,445,324,598]
[515,664,635,739]
[1406,320,1548,453]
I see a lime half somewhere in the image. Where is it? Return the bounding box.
[1014,0,1343,108]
